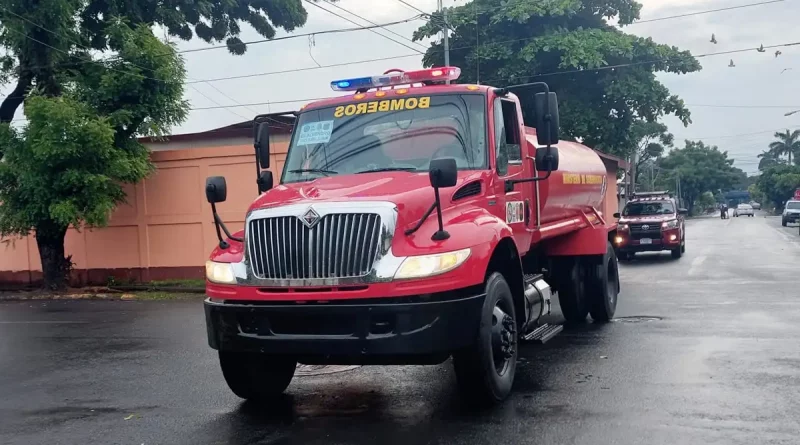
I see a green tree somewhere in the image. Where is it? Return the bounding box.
[413,0,700,159]
[756,164,800,210]
[757,149,784,171]
[0,23,188,290]
[656,140,745,215]
[767,129,800,165]
[0,0,315,128]
[630,120,672,190]
[694,191,716,213]
[748,183,766,207]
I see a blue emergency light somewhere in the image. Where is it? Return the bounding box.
[330,67,461,92]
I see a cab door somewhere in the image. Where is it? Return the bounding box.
[491,96,535,254]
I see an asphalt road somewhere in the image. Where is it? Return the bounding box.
[2,213,800,445]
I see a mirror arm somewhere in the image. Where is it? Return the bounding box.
[504,163,553,192]
[210,202,243,249]
[431,185,450,241]
[405,202,437,236]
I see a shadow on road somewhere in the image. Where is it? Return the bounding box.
[182,322,619,445]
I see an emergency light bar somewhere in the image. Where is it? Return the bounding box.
[330,67,462,92]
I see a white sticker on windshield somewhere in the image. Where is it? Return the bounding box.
[296,120,334,146]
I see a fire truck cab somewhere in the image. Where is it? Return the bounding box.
[203,67,622,405]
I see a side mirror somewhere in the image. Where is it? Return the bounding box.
[205,176,227,203]
[257,171,274,193]
[535,146,560,172]
[613,212,621,218]
[534,92,560,145]
[429,158,458,188]
[678,208,688,215]
[254,122,270,169]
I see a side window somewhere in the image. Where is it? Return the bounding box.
[493,98,508,175]
[500,100,521,162]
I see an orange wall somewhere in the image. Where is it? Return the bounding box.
[0,136,289,286]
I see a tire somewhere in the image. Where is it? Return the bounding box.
[587,242,619,322]
[552,257,589,323]
[618,251,632,261]
[671,246,682,259]
[782,219,787,227]
[452,272,518,405]
[219,352,297,402]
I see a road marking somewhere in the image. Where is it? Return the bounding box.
[0,321,89,324]
[688,255,706,276]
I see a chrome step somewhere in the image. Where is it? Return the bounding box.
[522,323,563,344]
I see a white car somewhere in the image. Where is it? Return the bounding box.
[782,200,800,226]
[734,204,754,217]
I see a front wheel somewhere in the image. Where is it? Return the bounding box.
[671,247,683,259]
[782,218,787,227]
[453,272,518,405]
[219,352,297,402]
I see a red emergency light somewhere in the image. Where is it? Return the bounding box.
[330,67,462,92]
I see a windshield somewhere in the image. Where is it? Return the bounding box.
[787,201,800,210]
[623,201,675,216]
[281,94,487,183]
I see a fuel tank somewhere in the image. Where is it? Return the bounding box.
[525,130,608,225]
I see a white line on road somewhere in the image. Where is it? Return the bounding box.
[0,321,89,324]
[688,255,706,276]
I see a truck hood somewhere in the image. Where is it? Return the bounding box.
[249,171,487,228]
[619,215,676,224]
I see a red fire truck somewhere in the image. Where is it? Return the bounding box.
[203,67,622,405]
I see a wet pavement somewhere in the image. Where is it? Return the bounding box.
[2,212,800,445]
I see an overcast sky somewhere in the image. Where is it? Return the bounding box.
[7,0,800,174]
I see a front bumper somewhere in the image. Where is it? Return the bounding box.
[204,289,485,364]
[615,230,681,253]
[784,213,800,222]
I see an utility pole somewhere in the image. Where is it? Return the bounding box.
[629,152,638,198]
[438,0,450,83]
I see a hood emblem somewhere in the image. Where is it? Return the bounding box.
[300,207,321,228]
[641,224,650,230]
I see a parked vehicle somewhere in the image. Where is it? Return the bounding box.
[734,203,754,217]
[782,200,800,226]
[201,67,624,405]
[613,191,687,260]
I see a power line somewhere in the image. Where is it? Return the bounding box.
[302,0,425,54]
[394,0,429,15]
[630,0,785,24]
[176,15,424,55]
[187,84,251,121]
[686,104,800,109]
[320,0,428,52]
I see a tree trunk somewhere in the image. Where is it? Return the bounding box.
[35,222,71,291]
[0,72,33,123]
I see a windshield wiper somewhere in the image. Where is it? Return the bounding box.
[356,167,418,174]
[288,168,338,176]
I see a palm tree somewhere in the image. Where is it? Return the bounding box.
[757,149,783,171]
[768,129,800,165]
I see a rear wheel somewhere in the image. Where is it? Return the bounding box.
[587,242,619,322]
[552,257,589,322]
[219,352,297,402]
[453,272,518,405]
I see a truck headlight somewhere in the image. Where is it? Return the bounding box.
[619,224,629,231]
[662,219,679,229]
[205,261,236,284]
[394,248,471,280]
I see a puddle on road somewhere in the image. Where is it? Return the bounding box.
[295,364,361,377]
[612,316,663,323]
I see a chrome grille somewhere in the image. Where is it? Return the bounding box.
[247,213,382,280]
